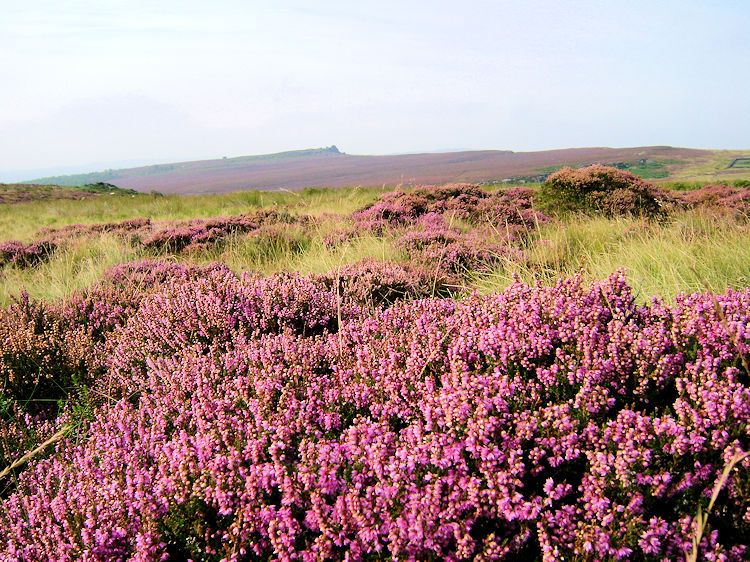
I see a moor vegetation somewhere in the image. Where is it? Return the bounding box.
[0,166,749,560]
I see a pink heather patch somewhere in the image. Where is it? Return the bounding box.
[0,267,749,560]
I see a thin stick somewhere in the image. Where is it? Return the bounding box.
[0,425,69,481]
[687,450,750,561]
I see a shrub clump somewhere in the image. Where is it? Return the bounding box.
[314,258,453,307]
[352,183,549,232]
[678,184,750,219]
[396,225,515,278]
[0,293,92,411]
[539,165,678,219]
[0,240,57,268]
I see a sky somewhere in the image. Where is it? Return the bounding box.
[1,0,749,181]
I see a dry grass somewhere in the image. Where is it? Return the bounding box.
[475,211,750,302]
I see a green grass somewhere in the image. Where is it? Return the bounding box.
[0,235,137,304]
[475,212,750,301]
[0,186,388,242]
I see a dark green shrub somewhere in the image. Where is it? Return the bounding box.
[538,165,678,219]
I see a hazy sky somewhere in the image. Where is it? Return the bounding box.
[1,0,749,180]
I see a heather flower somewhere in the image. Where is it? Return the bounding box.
[678,184,750,219]
[1,271,748,559]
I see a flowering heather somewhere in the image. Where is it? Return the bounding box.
[540,165,678,219]
[100,269,358,396]
[0,208,311,270]
[678,183,750,219]
[0,292,93,478]
[36,217,152,239]
[1,268,749,559]
[396,225,514,278]
[0,239,57,268]
[0,292,92,410]
[140,208,305,253]
[314,258,453,307]
[351,183,549,232]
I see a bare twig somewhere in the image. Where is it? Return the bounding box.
[687,450,750,562]
[0,425,70,481]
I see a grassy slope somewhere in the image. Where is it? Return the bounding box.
[1,183,749,306]
[0,182,137,205]
[660,149,750,183]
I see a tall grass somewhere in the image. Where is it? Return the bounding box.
[0,223,403,306]
[0,235,136,304]
[476,211,750,301]
[0,187,389,242]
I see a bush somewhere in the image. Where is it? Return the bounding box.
[678,184,750,219]
[314,258,453,307]
[539,165,678,219]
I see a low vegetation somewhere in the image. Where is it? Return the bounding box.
[0,181,138,205]
[0,166,749,559]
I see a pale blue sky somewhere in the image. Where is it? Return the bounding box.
[1,0,748,180]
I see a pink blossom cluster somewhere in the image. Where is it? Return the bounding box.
[0,240,57,268]
[37,217,152,239]
[678,184,750,219]
[140,210,302,254]
[1,266,749,560]
[396,224,514,278]
[312,258,453,307]
[0,209,307,270]
[332,187,548,282]
[350,184,549,232]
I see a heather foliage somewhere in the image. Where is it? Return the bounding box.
[0,240,57,268]
[678,183,750,220]
[540,165,678,219]
[1,178,750,559]
[351,183,549,233]
[0,292,92,411]
[0,209,308,271]
[340,185,549,283]
[1,266,749,560]
[396,225,511,277]
[313,258,453,307]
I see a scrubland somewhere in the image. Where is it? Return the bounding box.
[0,166,749,560]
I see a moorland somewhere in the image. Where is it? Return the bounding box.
[25,145,750,195]
[0,165,749,559]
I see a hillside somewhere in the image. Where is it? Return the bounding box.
[28,145,750,195]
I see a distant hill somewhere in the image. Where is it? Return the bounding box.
[26,145,750,195]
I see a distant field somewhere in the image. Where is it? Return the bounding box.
[26,145,750,195]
